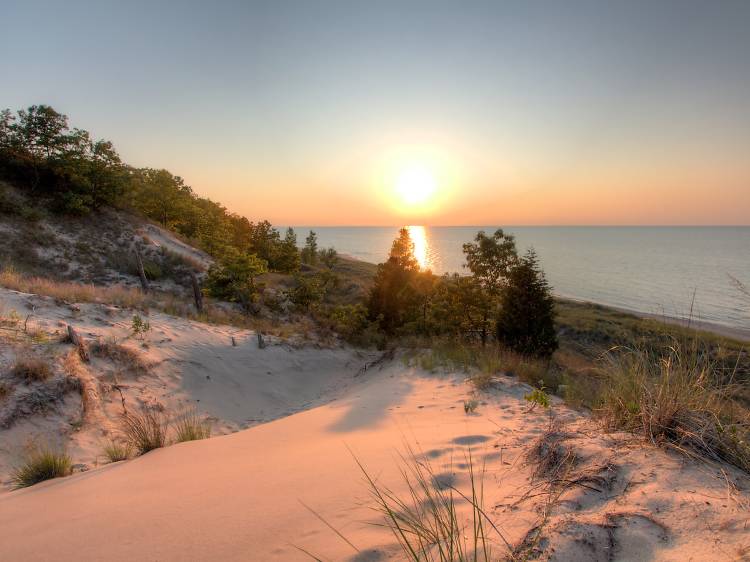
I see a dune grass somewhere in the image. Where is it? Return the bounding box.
[598,341,750,472]
[102,440,132,463]
[11,357,53,382]
[11,445,72,488]
[90,337,149,375]
[173,411,211,443]
[0,267,150,309]
[354,447,512,562]
[121,409,169,455]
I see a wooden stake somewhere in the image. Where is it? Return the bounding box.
[67,325,90,362]
[191,272,203,313]
[134,247,149,293]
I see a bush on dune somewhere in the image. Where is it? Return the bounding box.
[11,445,72,488]
[174,411,211,443]
[121,409,169,455]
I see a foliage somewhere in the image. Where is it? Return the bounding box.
[497,249,558,358]
[464,398,479,413]
[301,230,318,265]
[287,273,325,312]
[205,250,268,312]
[319,247,338,269]
[131,314,151,338]
[524,382,551,409]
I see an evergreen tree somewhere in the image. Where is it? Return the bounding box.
[496,249,558,358]
[301,230,318,265]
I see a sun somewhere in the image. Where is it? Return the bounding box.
[395,163,437,207]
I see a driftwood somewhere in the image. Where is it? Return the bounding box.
[257,332,266,349]
[190,272,203,313]
[134,247,149,293]
[231,336,237,347]
[67,324,89,362]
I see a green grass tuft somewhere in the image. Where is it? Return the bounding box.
[12,446,72,488]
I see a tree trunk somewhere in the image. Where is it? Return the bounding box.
[134,247,149,293]
[190,272,203,313]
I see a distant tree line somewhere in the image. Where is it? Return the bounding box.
[368,228,558,358]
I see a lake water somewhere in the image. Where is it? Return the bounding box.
[291,226,750,332]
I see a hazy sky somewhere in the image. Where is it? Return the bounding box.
[3,0,749,225]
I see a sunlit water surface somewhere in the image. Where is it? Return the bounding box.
[290,226,750,332]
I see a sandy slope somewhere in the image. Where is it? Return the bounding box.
[0,287,376,486]
[1,353,749,561]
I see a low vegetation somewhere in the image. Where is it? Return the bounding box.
[354,448,510,562]
[11,357,52,382]
[102,440,131,463]
[121,409,169,455]
[11,445,72,488]
[90,337,149,374]
[174,411,212,443]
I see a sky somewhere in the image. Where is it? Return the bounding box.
[3,0,749,225]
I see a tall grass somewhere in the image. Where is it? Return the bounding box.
[11,445,72,488]
[174,411,211,442]
[0,267,149,309]
[102,439,132,462]
[599,341,750,472]
[11,357,53,382]
[354,447,511,562]
[121,409,169,455]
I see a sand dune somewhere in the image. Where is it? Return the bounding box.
[1,287,749,561]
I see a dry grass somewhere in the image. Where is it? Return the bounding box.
[121,409,169,455]
[11,444,72,488]
[174,411,211,442]
[525,425,576,482]
[102,439,131,462]
[598,341,750,472]
[11,357,53,382]
[0,267,149,309]
[90,337,149,375]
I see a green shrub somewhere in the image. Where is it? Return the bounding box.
[11,446,72,488]
[464,398,479,413]
[142,260,163,280]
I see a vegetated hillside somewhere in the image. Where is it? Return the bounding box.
[0,181,211,293]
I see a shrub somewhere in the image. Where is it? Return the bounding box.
[464,398,479,413]
[102,440,131,462]
[91,337,149,374]
[0,381,9,400]
[599,342,750,472]
[496,249,558,358]
[141,260,163,280]
[121,409,169,455]
[130,314,150,338]
[470,371,494,391]
[174,411,211,443]
[11,357,52,382]
[11,445,72,488]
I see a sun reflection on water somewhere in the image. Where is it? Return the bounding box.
[406,225,431,270]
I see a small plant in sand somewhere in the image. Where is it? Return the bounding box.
[121,408,169,455]
[470,371,494,391]
[11,444,72,488]
[524,381,551,410]
[354,447,511,562]
[11,357,53,382]
[464,398,479,414]
[102,439,132,463]
[174,411,212,443]
[130,314,150,339]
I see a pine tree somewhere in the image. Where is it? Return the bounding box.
[496,249,558,358]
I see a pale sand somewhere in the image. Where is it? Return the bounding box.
[1,288,749,560]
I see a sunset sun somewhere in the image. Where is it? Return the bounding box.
[395,163,437,207]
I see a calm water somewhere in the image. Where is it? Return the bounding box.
[292,226,750,331]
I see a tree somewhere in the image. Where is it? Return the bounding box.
[462,229,519,344]
[368,228,425,333]
[319,247,338,269]
[301,230,318,265]
[429,274,492,340]
[205,250,268,313]
[496,249,558,358]
[274,227,300,273]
